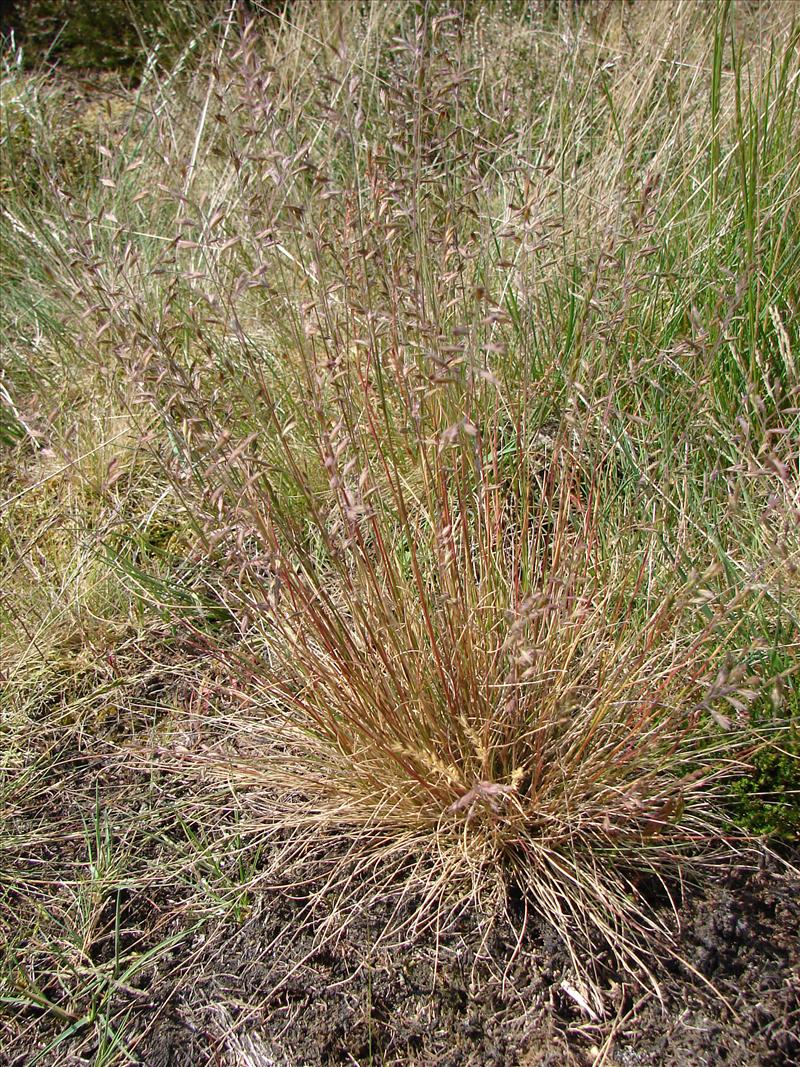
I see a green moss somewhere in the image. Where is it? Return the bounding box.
[731,681,800,843]
[732,740,800,842]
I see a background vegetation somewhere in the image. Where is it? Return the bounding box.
[1,1,798,1062]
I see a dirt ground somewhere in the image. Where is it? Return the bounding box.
[135,858,800,1067]
[3,677,798,1067]
[13,850,794,1067]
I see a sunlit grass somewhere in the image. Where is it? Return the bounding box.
[1,0,798,1057]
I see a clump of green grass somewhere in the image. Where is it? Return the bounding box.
[2,0,799,1035]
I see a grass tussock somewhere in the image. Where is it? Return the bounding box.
[2,0,800,1056]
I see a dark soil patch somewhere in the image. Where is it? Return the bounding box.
[4,738,797,1066]
[117,857,800,1065]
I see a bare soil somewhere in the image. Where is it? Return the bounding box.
[48,855,799,1066]
[4,732,798,1067]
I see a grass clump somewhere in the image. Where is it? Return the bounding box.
[1,0,799,1053]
